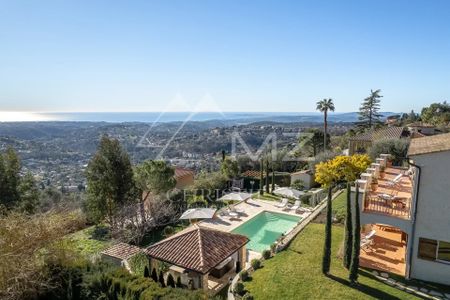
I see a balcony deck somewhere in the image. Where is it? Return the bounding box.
[363,167,413,220]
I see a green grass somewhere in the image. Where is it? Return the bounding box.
[65,226,113,256]
[244,223,421,300]
[332,190,347,223]
[252,192,283,202]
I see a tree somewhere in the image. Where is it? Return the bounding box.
[265,159,270,194]
[135,160,176,223]
[421,101,450,126]
[18,172,40,214]
[166,273,175,288]
[85,136,136,226]
[271,168,275,193]
[221,157,239,179]
[259,156,264,196]
[322,187,332,275]
[0,148,21,209]
[358,89,383,128]
[151,268,158,282]
[316,98,335,152]
[315,155,371,187]
[349,186,361,284]
[343,183,352,269]
[299,129,331,157]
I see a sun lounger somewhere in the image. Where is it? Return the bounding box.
[386,174,403,187]
[275,198,288,208]
[363,229,376,241]
[289,200,301,211]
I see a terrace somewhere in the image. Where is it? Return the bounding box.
[362,165,414,220]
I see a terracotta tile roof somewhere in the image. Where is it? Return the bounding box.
[144,225,248,274]
[241,170,263,178]
[174,167,194,180]
[408,132,450,156]
[101,242,142,260]
[349,127,406,142]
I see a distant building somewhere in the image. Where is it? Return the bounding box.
[348,126,409,155]
[290,170,315,189]
[174,167,195,189]
[406,122,438,136]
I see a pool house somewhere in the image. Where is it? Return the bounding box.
[144,224,248,294]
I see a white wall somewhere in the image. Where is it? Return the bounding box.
[410,151,450,285]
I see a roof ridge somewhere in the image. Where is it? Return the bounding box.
[197,226,205,268]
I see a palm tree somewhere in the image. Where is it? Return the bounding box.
[316,98,335,152]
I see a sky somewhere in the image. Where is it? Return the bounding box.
[1,0,450,114]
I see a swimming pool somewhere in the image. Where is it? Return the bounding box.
[231,211,301,253]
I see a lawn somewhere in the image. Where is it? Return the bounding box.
[244,223,420,300]
[65,225,113,256]
[252,192,282,202]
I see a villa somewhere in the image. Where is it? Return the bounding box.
[353,132,450,285]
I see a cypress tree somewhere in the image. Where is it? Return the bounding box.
[349,185,361,284]
[343,183,353,269]
[322,186,333,275]
[144,266,150,278]
[259,157,264,195]
[271,168,275,193]
[159,270,166,287]
[151,268,158,282]
[166,273,175,287]
[265,159,270,194]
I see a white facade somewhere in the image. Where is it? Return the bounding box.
[408,150,450,285]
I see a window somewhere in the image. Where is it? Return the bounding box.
[418,238,450,263]
[437,241,450,262]
[418,238,437,261]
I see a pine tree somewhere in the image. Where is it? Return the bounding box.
[166,273,175,287]
[265,159,270,194]
[159,270,166,287]
[151,268,158,282]
[349,186,361,284]
[322,187,333,275]
[358,89,383,128]
[85,136,137,225]
[18,172,40,214]
[259,157,264,196]
[144,266,150,278]
[343,183,353,269]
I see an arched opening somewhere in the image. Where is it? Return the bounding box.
[359,223,408,276]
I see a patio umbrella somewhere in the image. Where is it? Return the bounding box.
[179,208,217,220]
[218,192,252,202]
[273,187,305,199]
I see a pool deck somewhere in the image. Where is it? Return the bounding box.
[199,198,311,233]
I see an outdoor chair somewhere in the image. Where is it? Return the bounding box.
[275,198,288,208]
[287,200,301,212]
[386,174,403,187]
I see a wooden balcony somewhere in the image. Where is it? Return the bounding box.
[363,167,413,220]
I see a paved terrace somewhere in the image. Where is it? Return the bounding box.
[364,167,413,219]
[199,198,311,233]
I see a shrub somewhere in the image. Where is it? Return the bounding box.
[234,282,245,296]
[91,225,110,240]
[262,250,271,260]
[166,273,175,287]
[163,225,174,237]
[270,243,277,253]
[128,253,148,277]
[242,292,254,300]
[250,259,261,270]
[239,270,249,281]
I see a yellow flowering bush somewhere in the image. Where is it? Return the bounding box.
[314,154,371,187]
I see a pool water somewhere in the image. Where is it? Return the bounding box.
[231,211,301,253]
